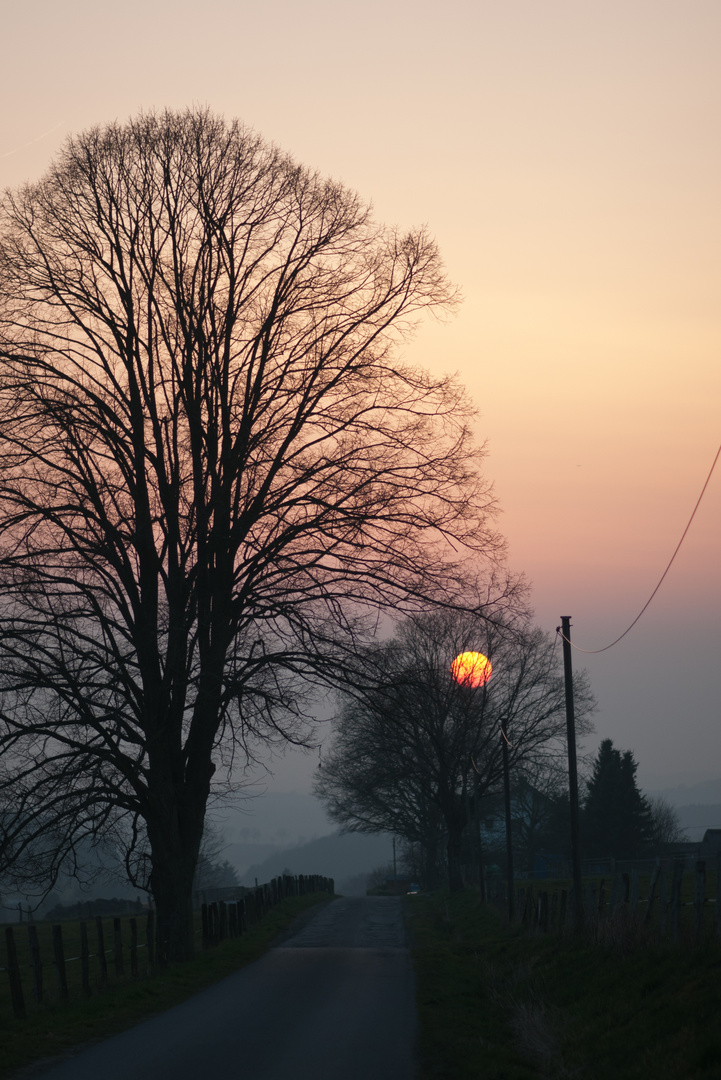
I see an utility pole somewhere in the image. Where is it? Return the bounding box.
[560,616,584,930]
[501,726,514,922]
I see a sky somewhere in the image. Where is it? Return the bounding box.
[2,0,719,798]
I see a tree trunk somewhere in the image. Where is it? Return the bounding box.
[146,784,206,964]
[447,825,465,893]
[152,865,196,965]
[423,835,442,891]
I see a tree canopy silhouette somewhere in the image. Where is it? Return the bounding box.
[0,109,499,960]
[583,739,654,860]
[315,605,594,892]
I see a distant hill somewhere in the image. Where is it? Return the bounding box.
[238,831,395,895]
[673,804,721,842]
[220,841,287,877]
[646,777,721,808]
[643,776,721,843]
[212,790,334,848]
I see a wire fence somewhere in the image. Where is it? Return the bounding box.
[485,853,721,948]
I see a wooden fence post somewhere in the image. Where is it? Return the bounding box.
[5,927,26,1019]
[52,924,68,1000]
[644,862,661,926]
[658,868,668,937]
[146,910,155,971]
[80,921,91,997]
[539,892,549,932]
[95,916,108,986]
[694,860,706,942]
[670,862,683,944]
[586,881,596,927]
[113,918,124,977]
[27,924,43,1005]
[630,869,639,918]
[522,887,533,925]
[130,918,138,978]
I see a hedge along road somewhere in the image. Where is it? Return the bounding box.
[31,896,417,1080]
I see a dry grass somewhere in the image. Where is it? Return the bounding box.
[409,889,721,1080]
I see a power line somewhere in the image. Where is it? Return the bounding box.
[557,440,721,655]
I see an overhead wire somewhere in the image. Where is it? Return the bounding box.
[557,440,721,655]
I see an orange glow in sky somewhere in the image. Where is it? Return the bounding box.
[450,652,493,689]
[1,0,718,786]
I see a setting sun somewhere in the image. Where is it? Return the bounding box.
[450,651,492,688]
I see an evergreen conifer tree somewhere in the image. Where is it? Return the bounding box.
[583,739,654,859]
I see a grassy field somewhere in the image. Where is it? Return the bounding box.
[0,893,331,1078]
[408,889,721,1079]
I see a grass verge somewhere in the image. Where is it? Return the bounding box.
[408,890,721,1079]
[1,893,332,1079]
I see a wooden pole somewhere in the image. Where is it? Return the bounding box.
[52,924,68,999]
[501,727,514,921]
[80,921,91,997]
[670,862,683,944]
[5,927,26,1019]
[113,918,124,977]
[95,916,108,986]
[560,616,584,931]
[694,860,706,942]
[28,924,43,1005]
[643,862,661,925]
[146,909,155,971]
[130,918,138,978]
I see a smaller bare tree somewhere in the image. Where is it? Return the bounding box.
[315,597,595,892]
[647,796,688,848]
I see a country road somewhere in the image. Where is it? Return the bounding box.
[27,896,417,1080]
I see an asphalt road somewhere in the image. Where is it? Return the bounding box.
[29,896,417,1080]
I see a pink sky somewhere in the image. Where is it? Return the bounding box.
[2,0,719,788]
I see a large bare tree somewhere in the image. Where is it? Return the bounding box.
[0,109,499,959]
[315,604,595,892]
